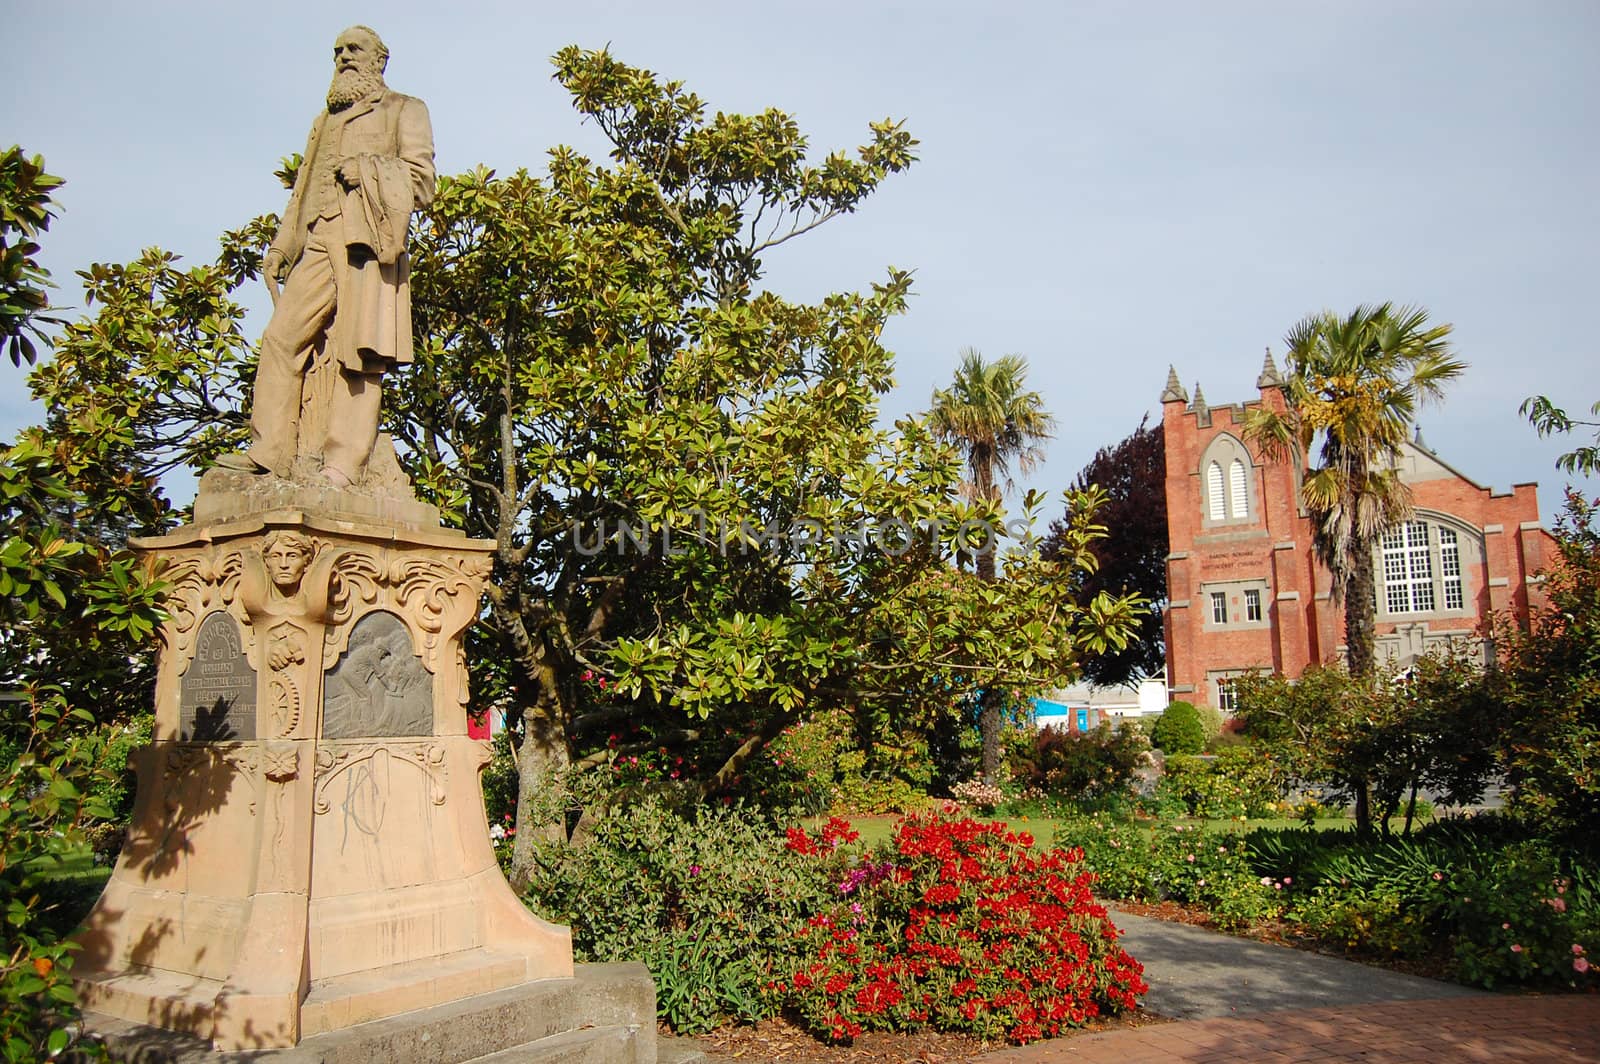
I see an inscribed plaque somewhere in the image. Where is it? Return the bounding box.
[322,610,433,738]
[179,612,257,741]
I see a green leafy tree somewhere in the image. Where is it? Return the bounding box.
[0,146,64,367]
[1485,489,1600,840]
[1243,304,1464,681]
[1241,304,1464,832]
[1522,395,1600,477]
[9,52,1139,895]
[1233,653,1495,836]
[927,348,1057,783]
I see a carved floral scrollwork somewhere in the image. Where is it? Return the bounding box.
[328,550,383,626]
[322,548,490,670]
[393,554,489,653]
[312,741,448,814]
[160,549,247,664]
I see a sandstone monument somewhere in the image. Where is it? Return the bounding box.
[72,28,654,1060]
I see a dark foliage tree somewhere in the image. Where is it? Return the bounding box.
[1043,415,1166,686]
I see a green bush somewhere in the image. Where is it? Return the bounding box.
[1245,817,1599,989]
[1052,815,1160,900]
[1008,722,1149,801]
[522,796,840,1033]
[1156,747,1283,820]
[744,709,933,816]
[1055,816,1279,929]
[1149,702,1204,755]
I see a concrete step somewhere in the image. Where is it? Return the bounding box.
[85,962,658,1063]
[471,1024,638,1064]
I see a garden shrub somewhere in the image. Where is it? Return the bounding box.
[1156,747,1283,820]
[747,710,932,815]
[1051,815,1160,900]
[774,809,1147,1044]
[523,796,842,1032]
[1293,882,1434,957]
[1145,823,1281,929]
[1244,817,1598,989]
[1053,818,1279,929]
[1149,702,1204,755]
[1008,722,1149,802]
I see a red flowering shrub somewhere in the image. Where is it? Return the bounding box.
[773,807,1147,1044]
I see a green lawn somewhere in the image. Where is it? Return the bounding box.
[825,811,1386,849]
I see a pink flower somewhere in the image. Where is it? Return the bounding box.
[1186,854,1196,863]
[1573,945,1587,956]
[1549,897,1568,913]
[1576,957,1591,974]
[1503,923,1511,930]
[1511,944,1523,954]
[1283,876,1292,885]
[1432,872,1444,881]
[689,864,701,876]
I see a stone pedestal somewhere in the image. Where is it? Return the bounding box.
[74,477,572,1051]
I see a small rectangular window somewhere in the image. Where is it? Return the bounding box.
[1244,588,1262,622]
[1216,679,1238,713]
[1211,591,1228,624]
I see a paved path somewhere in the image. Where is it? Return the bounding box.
[973,910,1598,1063]
[973,995,1600,1063]
[1110,911,1481,1019]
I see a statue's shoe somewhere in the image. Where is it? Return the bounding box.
[214,451,270,474]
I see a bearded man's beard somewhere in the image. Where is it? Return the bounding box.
[327,65,385,111]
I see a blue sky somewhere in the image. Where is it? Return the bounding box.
[10,1,1598,523]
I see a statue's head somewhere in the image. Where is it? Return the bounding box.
[261,531,316,593]
[328,25,388,111]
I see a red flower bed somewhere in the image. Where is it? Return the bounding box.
[772,807,1148,1044]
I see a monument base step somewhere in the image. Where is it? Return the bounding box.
[76,965,226,1039]
[301,946,537,1036]
[83,961,658,1064]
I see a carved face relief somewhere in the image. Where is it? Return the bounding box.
[262,533,314,594]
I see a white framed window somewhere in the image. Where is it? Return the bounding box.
[1210,591,1228,624]
[1376,516,1478,617]
[1244,588,1262,622]
[1229,460,1247,517]
[1382,521,1436,613]
[1199,434,1254,526]
[1440,528,1463,610]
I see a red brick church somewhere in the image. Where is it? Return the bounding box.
[1160,352,1556,712]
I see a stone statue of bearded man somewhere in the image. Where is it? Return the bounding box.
[217,25,434,488]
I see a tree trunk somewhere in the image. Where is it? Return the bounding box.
[1353,779,1373,836]
[508,687,571,890]
[1344,542,1377,679]
[975,466,1001,786]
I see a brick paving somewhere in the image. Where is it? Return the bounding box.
[972,994,1600,1063]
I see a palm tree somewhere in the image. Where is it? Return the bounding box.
[1244,304,1464,830]
[929,347,1056,783]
